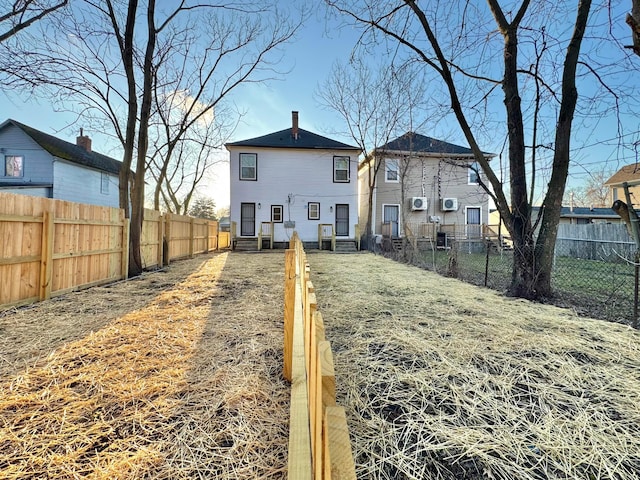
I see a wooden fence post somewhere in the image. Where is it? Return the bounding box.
[157,214,164,267]
[121,217,130,279]
[323,407,357,480]
[39,210,54,301]
[165,213,172,265]
[284,249,296,381]
[189,216,195,258]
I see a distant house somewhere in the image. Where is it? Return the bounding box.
[605,163,640,206]
[532,206,621,225]
[225,111,361,249]
[358,132,495,241]
[0,119,123,208]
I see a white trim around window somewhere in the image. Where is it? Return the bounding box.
[468,161,480,185]
[308,202,320,220]
[271,205,283,223]
[239,153,257,181]
[333,156,350,183]
[4,155,24,177]
[385,158,399,182]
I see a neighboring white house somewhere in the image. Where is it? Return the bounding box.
[225,111,361,248]
[0,119,123,208]
[359,132,495,241]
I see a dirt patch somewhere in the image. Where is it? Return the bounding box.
[308,251,640,480]
[0,251,289,479]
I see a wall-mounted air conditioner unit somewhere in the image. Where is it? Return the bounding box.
[411,197,428,211]
[440,198,458,211]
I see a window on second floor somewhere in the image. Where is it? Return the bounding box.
[385,159,399,182]
[333,156,350,183]
[240,153,257,181]
[468,161,480,185]
[4,155,23,177]
[101,172,109,194]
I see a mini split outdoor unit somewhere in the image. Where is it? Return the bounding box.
[411,197,428,211]
[440,198,458,211]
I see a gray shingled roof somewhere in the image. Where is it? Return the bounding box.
[226,127,359,151]
[379,132,493,156]
[2,119,123,175]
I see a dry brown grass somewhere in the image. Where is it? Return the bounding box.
[3,248,640,480]
[308,251,640,480]
[0,251,289,479]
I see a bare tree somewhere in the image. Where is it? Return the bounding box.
[0,0,67,42]
[148,120,226,215]
[317,58,429,249]
[628,0,640,56]
[326,0,637,299]
[2,0,301,275]
[564,167,614,208]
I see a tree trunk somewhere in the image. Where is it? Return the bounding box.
[532,0,591,297]
[129,0,157,277]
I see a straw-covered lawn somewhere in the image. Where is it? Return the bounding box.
[308,252,640,480]
[2,249,640,479]
[0,251,289,479]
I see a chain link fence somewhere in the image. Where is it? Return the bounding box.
[382,226,638,326]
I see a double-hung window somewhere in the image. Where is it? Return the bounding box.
[240,153,257,181]
[468,161,480,185]
[385,159,399,182]
[333,156,350,183]
[100,172,109,194]
[4,155,23,177]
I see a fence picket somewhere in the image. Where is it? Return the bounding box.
[284,232,356,479]
[0,193,222,309]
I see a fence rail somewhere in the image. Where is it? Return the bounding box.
[284,232,356,479]
[0,193,224,309]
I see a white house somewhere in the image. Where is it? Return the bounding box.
[225,111,361,249]
[0,119,123,208]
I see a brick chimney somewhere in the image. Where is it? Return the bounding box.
[292,111,299,140]
[76,128,92,152]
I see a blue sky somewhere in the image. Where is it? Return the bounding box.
[0,6,363,209]
[1,2,638,209]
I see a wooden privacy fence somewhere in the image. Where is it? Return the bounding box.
[1,193,224,309]
[284,232,356,480]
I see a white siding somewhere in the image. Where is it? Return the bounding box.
[229,147,359,242]
[53,159,120,208]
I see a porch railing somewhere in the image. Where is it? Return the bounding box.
[258,221,274,250]
[318,224,335,251]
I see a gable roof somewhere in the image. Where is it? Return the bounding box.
[225,127,359,151]
[1,119,123,175]
[604,163,640,186]
[378,132,493,157]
